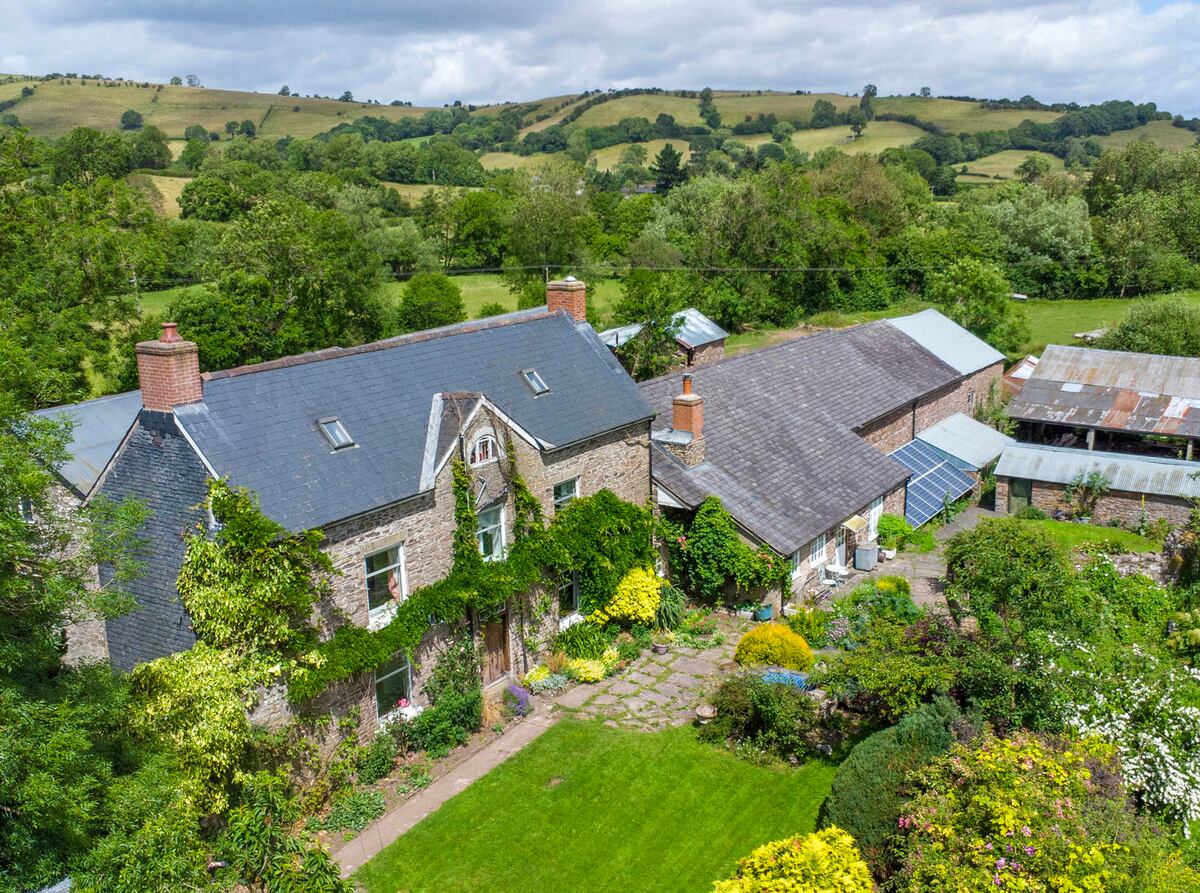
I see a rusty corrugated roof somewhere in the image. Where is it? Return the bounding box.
[1008,345,1200,437]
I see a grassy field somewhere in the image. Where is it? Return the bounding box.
[479,151,547,171]
[129,173,190,217]
[517,95,584,132]
[382,182,476,202]
[138,283,207,316]
[1017,519,1159,553]
[873,96,1062,133]
[1096,119,1198,151]
[958,150,1066,181]
[6,78,436,139]
[380,274,622,323]
[590,139,691,170]
[787,120,929,155]
[571,94,704,129]
[354,720,837,893]
[713,91,858,125]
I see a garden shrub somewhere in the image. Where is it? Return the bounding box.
[876,513,911,550]
[405,688,482,758]
[821,698,962,878]
[503,683,532,717]
[786,605,830,648]
[322,787,386,833]
[675,608,722,648]
[356,731,398,785]
[892,731,1200,892]
[1014,504,1048,520]
[655,581,687,630]
[734,623,814,671]
[591,566,661,626]
[672,496,790,602]
[555,621,610,659]
[817,616,959,723]
[829,577,920,649]
[563,658,606,683]
[712,827,873,893]
[699,674,820,762]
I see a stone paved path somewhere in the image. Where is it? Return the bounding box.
[557,615,749,731]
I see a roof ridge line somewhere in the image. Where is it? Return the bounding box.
[203,309,559,382]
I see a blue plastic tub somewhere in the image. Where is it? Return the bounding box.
[761,668,811,690]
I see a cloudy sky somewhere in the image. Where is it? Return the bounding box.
[4,0,1199,115]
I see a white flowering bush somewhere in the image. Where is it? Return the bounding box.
[1056,644,1200,830]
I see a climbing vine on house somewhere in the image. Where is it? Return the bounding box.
[664,495,790,603]
[286,464,654,704]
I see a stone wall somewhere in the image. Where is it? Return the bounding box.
[688,341,725,368]
[995,476,1193,527]
[858,403,914,454]
[791,484,906,595]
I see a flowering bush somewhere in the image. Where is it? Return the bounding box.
[712,827,872,893]
[828,576,920,649]
[591,566,661,626]
[564,658,606,683]
[523,665,549,685]
[734,623,813,671]
[698,673,821,762]
[503,683,532,717]
[892,731,1200,891]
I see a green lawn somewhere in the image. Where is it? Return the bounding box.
[354,719,837,893]
[380,274,623,325]
[1017,519,1159,553]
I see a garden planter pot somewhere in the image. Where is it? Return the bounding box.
[695,704,717,725]
[652,643,669,655]
[735,608,755,619]
[754,605,774,621]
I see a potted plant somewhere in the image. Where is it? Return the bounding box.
[754,604,774,622]
[695,703,717,725]
[652,629,674,655]
[734,600,757,620]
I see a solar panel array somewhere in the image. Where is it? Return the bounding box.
[890,440,976,528]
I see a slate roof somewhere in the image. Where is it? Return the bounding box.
[1008,344,1200,437]
[995,444,1200,500]
[32,390,142,496]
[639,315,984,553]
[96,411,206,670]
[172,310,654,532]
[885,309,1006,376]
[916,412,1014,471]
[599,308,729,350]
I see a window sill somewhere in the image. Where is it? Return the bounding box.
[379,704,423,727]
[368,601,399,631]
[558,612,584,632]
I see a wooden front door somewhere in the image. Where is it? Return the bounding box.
[482,613,510,684]
[1009,478,1032,514]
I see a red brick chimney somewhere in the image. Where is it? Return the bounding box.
[665,373,705,467]
[546,276,587,322]
[135,322,202,412]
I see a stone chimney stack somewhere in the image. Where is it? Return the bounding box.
[135,322,202,412]
[660,373,706,467]
[546,276,587,322]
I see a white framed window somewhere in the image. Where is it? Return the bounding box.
[374,652,412,723]
[318,417,354,450]
[809,533,828,567]
[365,544,406,626]
[476,504,505,562]
[469,432,499,467]
[522,368,549,395]
[868,497,885,540]
[553,477,579,511]
[788,550,803,578]
[557,571,580,626]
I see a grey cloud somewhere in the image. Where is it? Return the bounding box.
[6,0,1199,115]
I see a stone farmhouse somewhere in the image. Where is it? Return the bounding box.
[41,279,654,733]
[996,343,1200,525]
[38,281,1009,734]
[637,309,1005,602]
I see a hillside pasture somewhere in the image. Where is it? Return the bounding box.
[788,120,928,155]
[479,151,546,171]
[382,182,479,202]
[129,174,190,218]
[515,94,583,131]
[590,139,691,170]
[1096,119,1198,151]
[569,94,703,128]
[958,149,1065,181]
[872,96,1062,132]
[714,91,859,124]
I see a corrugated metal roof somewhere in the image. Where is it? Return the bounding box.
[599,308,729,350]
[995,444,1200,500]
[1008,344,1200,437]
[885,309,1005,376]
[916,412,1014,471]
[32,390,142,496]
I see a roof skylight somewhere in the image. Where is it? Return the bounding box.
[522,368,549,395]
[319,417,354,450]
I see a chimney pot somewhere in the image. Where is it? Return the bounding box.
[682,373,693,396]
[161,321,181,343]
[546,276,587,323]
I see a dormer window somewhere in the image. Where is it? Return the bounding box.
[469,432,499,467]
[522,368,549,396]
[319,417,354,450]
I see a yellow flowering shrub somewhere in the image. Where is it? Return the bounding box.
[564,658,606,683]
[524,665,549,685]
[734,623,814,671]
[713,827,873,893]
[591,566,661,626]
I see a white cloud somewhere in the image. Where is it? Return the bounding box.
[5,0,1198,115]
